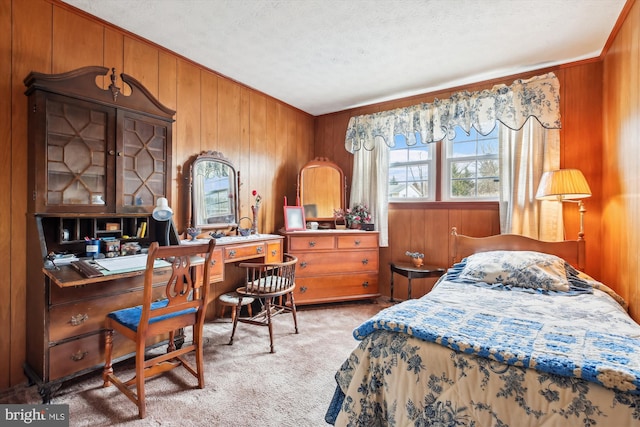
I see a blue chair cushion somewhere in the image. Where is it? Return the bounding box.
[108,299,197,332]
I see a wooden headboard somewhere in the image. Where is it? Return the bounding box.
[450,227,585,270]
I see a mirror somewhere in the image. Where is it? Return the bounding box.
[298,157,345,222]
[188,151,239,231]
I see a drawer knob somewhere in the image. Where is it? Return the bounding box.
[354,239,361,246]
[300,286,308,293]
[308,241,316,247]
[361,258,369,265]
[271,249,277,256]
[229,250,236,258]
[70,350,88,361]
[300,261,308,268]
[256,246,264,253]
[211,259,217,265]
[69,313,89,326]
[362,281,369,288]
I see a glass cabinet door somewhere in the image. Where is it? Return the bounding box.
[44,94,115,211]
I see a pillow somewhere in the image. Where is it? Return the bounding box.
[457,250,571,292]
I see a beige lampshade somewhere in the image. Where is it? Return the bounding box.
[535,169,592,200]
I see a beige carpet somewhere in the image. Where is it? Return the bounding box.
[2,299,391,426]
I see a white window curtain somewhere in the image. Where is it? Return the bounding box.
[498,120,563,240]
[350,143,389,246]
[345,73,562,245]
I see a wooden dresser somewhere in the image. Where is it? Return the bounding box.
[282,230,380,305]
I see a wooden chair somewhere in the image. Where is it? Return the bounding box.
[102,240,216,419]
[229,254,298,353]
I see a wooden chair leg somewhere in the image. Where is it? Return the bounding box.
[289,292,299,334]
[229,300,242,345]
[266,298,275,353]
[167,330,176,353]
[194,324,205,388]
[103,329,114,387]
[136,340,146,419]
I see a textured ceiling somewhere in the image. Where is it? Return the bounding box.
[61,0,626,116]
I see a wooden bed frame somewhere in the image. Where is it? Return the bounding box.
[450,227,585,271]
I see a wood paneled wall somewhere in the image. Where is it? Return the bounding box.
[0,0,313,390]
[602,0,640,321]
[315,63,605,303]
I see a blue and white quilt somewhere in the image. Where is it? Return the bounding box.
[326,251,640,426]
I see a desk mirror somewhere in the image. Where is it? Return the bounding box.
[298,157,345,222]
[188,151,239,231]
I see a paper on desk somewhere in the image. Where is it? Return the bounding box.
[94,254,170,274]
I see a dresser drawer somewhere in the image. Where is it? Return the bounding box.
[289,235,335,251]
[294,273,379,304]
[295,249,378,276]
[337,233,378,249]
[224,242,267,261]
[49,286,167,342]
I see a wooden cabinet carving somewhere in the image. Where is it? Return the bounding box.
[282,230,380,304]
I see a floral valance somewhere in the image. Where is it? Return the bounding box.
[345,72,561,152]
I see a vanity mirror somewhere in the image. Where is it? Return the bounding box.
[298,157,345,223]
[187,151,239,231]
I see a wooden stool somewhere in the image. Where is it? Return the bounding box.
[218,292,254,322]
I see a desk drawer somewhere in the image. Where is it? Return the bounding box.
[224,242,266,261]
[294,250,378,276]
[207,249,224,283]
[48,331,167,381]
[289,235,335,251]
[266,241,282,263]
[48,332,128,381]
[49,286,167,342]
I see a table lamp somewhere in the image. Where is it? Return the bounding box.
[535,169,592,239]
[152,197,174,245]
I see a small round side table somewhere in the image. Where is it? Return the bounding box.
[389,262,446,302]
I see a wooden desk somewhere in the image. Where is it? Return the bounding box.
[389,262,445,302]
[27,234,283,402]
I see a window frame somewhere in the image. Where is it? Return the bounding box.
[388,126,500,203]
[387,135,437,202]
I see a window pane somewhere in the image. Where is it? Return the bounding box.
[477,159,499,178]
[477,178,499,197]
[451,141,476,157]
[443,125,499,201]
[451,179,475,197]
[388,141,434,200]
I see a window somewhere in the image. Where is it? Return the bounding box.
[442,126,499,200]
[388,126,499,201]
[388,133,436,201]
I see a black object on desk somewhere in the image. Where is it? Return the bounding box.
[389,262,445,302]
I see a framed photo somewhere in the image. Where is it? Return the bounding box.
[284,206,306,231]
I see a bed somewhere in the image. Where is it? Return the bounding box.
[325,228,640,426]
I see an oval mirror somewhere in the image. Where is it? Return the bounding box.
[298,157,345,222]
[188,151,239,231]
